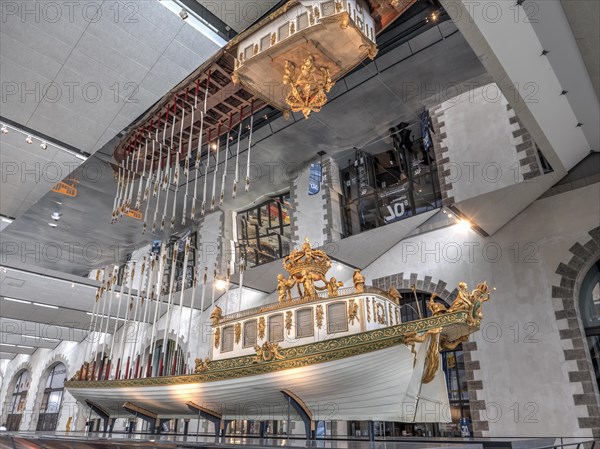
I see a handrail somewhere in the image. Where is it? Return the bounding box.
[218,285,391,324]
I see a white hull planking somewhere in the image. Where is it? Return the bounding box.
[68,337,450,423]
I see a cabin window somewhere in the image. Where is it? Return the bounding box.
[327,302,348,334]
[243,320,257,348]
[260,34,271,51]
[278,23,289,40]
[295,308,314,338]
[322,1,335,16]
[297,13,309,30]
[269,314,284,342]
[221,325,234,352]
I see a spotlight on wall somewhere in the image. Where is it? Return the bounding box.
[25,135,33,144]
[1,124,8,134]
[40,141,48,150]
[179,8,188,20]
[211,142,218,151]
[456,219,471,231]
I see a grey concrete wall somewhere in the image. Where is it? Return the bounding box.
[432,84,540,206]
[364,181,600,438]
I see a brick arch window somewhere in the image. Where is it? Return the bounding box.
[578,259,600,391]
[36,363,67,431]
[7,369,31,431]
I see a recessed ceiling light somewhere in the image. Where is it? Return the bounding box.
[179,8,188,20]
[71,282,75,288]
[51,211,61,221]
[48,222,58,228]
[1,217,13,223]
[33,302,58,309]
[25,135,33,144]
[3,297,31,304]
[17,345,34,349]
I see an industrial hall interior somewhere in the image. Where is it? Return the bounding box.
[0,0,599,448]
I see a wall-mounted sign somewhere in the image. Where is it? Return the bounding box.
[308,162,322,196]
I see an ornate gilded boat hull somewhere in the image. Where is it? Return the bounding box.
[66,312,473,423]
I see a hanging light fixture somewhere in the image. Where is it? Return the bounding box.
[25,135,33,144]
[1,124,8,134]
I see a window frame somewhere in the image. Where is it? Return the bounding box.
[295,307,315,339]
[326,301,348,334]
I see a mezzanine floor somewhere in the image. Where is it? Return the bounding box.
[0,432,583,449]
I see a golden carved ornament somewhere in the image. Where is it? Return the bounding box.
[235,322,241,344]
[448,281,493,326]
[270,33,276,46]
[395,308,400,325]
[314,6,320,19]
[335,1,342,13]
[388,287,402,304]
[348,299,360,325]
[253,44,259,55]
[339,11,350,29]
[210,306,223,326]
[282,55,334,119]
[253,341,286,363]
[316,305,324,329]
[66,311,472,388]
[353,269,365,293]
[279,239,332,300]
[194,357,210,373]
[366,298,371,322]
[290,22,295,34]
[258,316,266,340]
[214,328,221,349]
[285,311,293,335]
[389,303,394,325]
[375,302,385,324]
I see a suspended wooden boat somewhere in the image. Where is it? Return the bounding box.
[66,242,491,427]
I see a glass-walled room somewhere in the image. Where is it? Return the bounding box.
[339,120,442,237]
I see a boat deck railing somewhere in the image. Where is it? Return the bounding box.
[219,285,390,324]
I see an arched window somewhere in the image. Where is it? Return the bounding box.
[579,260,600,390]
[7,370,30,431]
[36,363,67,431]
[401,290,470,433]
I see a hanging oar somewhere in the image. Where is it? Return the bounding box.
[245,101,255,192]
[232,106,243,199]
[201,129,212,217]
[211,123,221,211]
[220,113,233,206]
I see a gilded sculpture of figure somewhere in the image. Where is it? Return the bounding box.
[194,357,210,373]
[388,287,402,304]
[210,305,223,326]
[353,269,365,293]
[301,269,316,298]
[448,282,471,313]
[427,294,448,316]
[327,277,343,296]
[277,274,295,303]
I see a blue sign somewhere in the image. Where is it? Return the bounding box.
[460,417,471,437]
[308,162,321,196]
[420,109,433,150]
